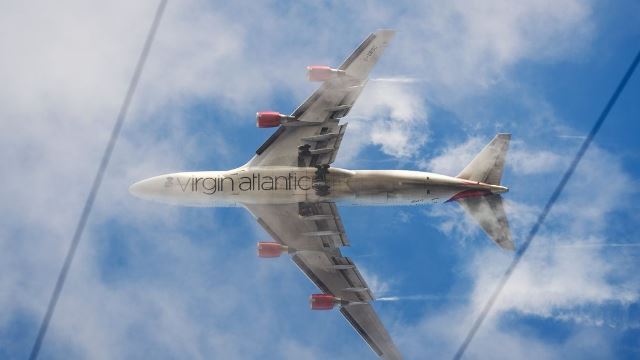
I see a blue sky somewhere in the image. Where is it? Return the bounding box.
[1,1,639,359]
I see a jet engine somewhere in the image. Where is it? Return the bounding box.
[310,293,339,310]
[306,66,345,82]
[256,112,297,128]
[256,112,284,128]
[257,242,290,258]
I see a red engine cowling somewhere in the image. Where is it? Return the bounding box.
[256,111,283,128]
[306,66,343,82]
[310,294,338,310]
[257,242,288,258]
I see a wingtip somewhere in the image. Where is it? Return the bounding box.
[501,242,516,251]
[374,28,397,38]
[498,235,516,251]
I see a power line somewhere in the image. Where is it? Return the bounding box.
[453,48,640,360]
[28,1,168,359]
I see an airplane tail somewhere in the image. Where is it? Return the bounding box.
[456,194,513,250]
[457,133,510,186]
[454,134,514,250]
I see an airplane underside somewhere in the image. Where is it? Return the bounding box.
[129,167,508,207]
[130,29,515,359]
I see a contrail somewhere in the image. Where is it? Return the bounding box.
[353,158,402,164]
[556,243,640,248]
[556,134,588,140]
[378,294,465,301]
[370,77,425,83]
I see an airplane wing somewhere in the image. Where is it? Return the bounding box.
[244,202,402,360]
[248,29,396,168]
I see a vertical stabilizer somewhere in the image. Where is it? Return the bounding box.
[457,133,511,185]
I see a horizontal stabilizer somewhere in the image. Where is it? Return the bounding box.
[457,194,514,250]
[457,133,511,185]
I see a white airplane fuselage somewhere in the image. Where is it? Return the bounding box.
[129,167,508,207]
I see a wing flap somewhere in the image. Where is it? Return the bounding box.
[292,252,373,302]
[249,203,343,251]
[247,202,373,301]
[298,124,348,167]
[298,202,349,247]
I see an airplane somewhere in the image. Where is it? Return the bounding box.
[129,29,513,360]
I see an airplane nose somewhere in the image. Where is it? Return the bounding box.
[129,178,154,199]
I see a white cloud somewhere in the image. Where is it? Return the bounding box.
[0,1,330,358]
[508,146,565,175]
[359,266,393,298]
[339,82,429,161]
[422,137,484,175]
[397,0,593,102]
[406,144,638,357]
[337,0,594,162]
[0,0,611,359]
[424,136,567,178]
